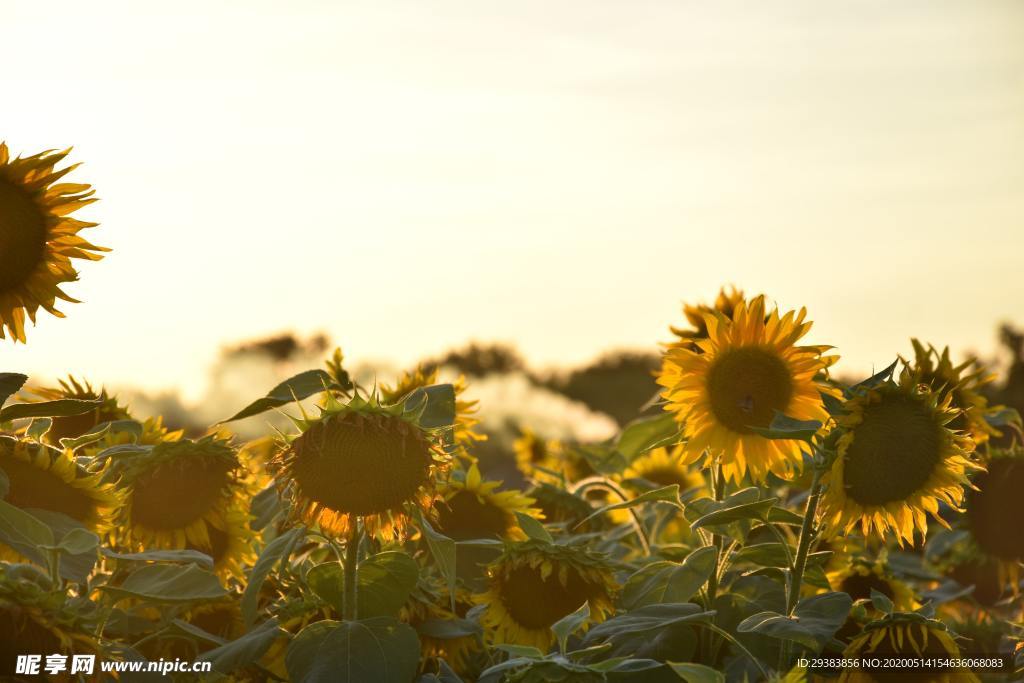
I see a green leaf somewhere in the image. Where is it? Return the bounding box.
[669,662,725,683]
[578,484,683,528]
[0,398,103,423]
[56,527,99,555]
[690,498,778,531]
[584,603,713,644]
[199,619,283,674]
[220,370,340,423]
[0,373,28,409]
[615,413,680,461]
[750,412,822,442]
[551,602,590,654]
[415,617,481,641]
[847,360,898,396]
[737,592,852,653]
[403,384,457,429]
[515,512,553,544]
[734,543,791,569]
[0,499,54,551]
[307,551,420,619]
[101,548,215,569]
[242,526,305,627]
[870,589,894,614]
[985,406,1022,429]
[286,617,420,683]
[621,546,717,609]
[418,514,457,611]
[766,507,804,526]
[27,510,99,583]
[100,563,227,603]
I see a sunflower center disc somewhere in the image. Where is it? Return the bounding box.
[131,459,232,530]
[436,490,510,541]
[1,454,94,521]
[839,572,894,602]
[967,457,1024,561]
[842,394,943,506]
[706,346,794,433]
[500,564,592,630]
[290,414,431,517]
[0,178,48,291]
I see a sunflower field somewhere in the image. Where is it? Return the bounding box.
[2,144,1024,683]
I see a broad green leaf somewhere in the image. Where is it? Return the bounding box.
[102,548,215,569]
[286,617,420,683]
[56,527,99,555]
[415,618,481,641]
[100,563,227,603]
[515,512,553,544]
[870,589,894,614]
[199,619,283,674]
[985,406,1022,429]
[403,384,457,429]
[358,551,421,618]
[418,514,457,610]
[0,398,103,422]
[736,591,852,653]
[847,360,898,396]
[766,507,804,526]
[584,603,713,644]
[28,510,99,583]
[734,543,791,568]
[0,499,54,551]
[621,546,717,609]
[0,373,28,409]
[305,563,346,614]
[750,411,822,442]
[669,662,725,683]
[615,413,680,460]
[242,526,305,626]
[220,369,340,423]
[551,602,590,654]
[690,498,778,530]
[578,484,683,528]
[249,483,283,531]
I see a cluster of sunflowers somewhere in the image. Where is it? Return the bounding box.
[1,143,1023,683]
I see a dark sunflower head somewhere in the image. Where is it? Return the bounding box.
[31,376,132,445]
[966,449,1024,563]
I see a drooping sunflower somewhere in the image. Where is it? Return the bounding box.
[658,295,838,484]
[0,143,107,343]
[839,613,979,682]
[0,435,117,537]
[30,376,132,446]
[669,286,749,352]
[820,369,979,546]
[513,428,562,480]
[435,464,541,541]
[477,540,617,650]
[108,435,252,577]
[271,392,448,541]
[382,366,486,455]
[904,339,1001,446]
[963,447,1024,592]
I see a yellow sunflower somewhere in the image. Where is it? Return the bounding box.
[435,464,541,541]
[477,540,617,650]
[820,369,979,546]
[271,392,448,541]
[382,366,486,454]
[0,435,117,537]
[0,143,107,343]
[79,415,183,460]
[905,339,1001,446]
[108,435,252,578]
[669,286,749,352]
[839,614,978,682]
[828,559,918,612]
[619,446,707,497]
[964,447,1024,593]
[658,294,837,484]
[513,428,562,479]
[29,376,132,446]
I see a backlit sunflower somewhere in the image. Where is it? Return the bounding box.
[619,446,706,497]
[905,339,1001,446]
[79,415,183,461]
[820,369,979,546]
[108,435,251,576]
[435,464,541,541]
[382,366,486,455]
[829,559,918,612]
[839,613,978,682]
[658,295,837,484]
[513,428,562,479]
[964,447,1024,593]
[271,392,447,541]
[669,286,749,352]
[0,435,117,539]
[30,376,131,446]
[526,483,604,531]
[477,540,617,650]
[0,143,107,343]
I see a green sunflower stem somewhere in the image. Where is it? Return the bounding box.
[701,463,726,664]
[343,519,362,621]
[779,464,824,670]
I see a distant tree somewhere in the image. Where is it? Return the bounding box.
[548,351,660,426]
[425,342,527,378]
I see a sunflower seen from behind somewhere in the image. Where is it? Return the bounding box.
[658,294,837,484]
[820,368,978,546]
[477,540,617,650]
[30,376,132,446]
[271,391,448,541]
[0,144,107,343]
[669,285,749,352]
[963,447,1024,593]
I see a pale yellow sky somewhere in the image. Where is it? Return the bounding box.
[4,0,1024,398]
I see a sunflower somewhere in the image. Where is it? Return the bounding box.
[525,483,604,531]
[839,613,978,682]
[829,559,918,612]
[79,415,183,460]
[669,286,749,352]
[477,540,617,650]
[513,428,562,479]
[904,339,1001,446]
[963,447,1024,593]
[619,446,707,497]
[0,435,117,536]
[271,392,447,541]
[658,295,837,484]
[435,464,541,541]
[381,366,486,454]
[108,435,251,577]
[0,144,107,343]
[402,580,483,675]
[29,376,132,446]
[820,369,979,546]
